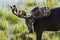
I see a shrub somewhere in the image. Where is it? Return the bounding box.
[0,31,6,40]
[6,12,20,24]
[0,20,8,31]
[12,23,28,34]
[0,8,8,20]
[26,0,37,6]
[0,20,9,36]
[11,23,28,40]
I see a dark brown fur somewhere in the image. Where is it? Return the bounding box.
[33,7,60,40]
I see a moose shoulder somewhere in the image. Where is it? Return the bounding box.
[33,7,60,40]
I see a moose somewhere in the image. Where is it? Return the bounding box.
[10,5,34,34]
[10,5,60,40]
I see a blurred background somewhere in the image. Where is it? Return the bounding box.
[0,0,60,40]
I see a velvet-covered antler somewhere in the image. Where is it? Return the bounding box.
[10,5,32,18]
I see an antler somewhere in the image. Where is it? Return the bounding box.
[10,5,21,17]
[10,5,31,18]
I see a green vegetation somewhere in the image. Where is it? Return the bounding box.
[0,0,60,40]
[7,13,20,24]
[26,0,37,6]
[0,31,6,40]
[44,0,57,8]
